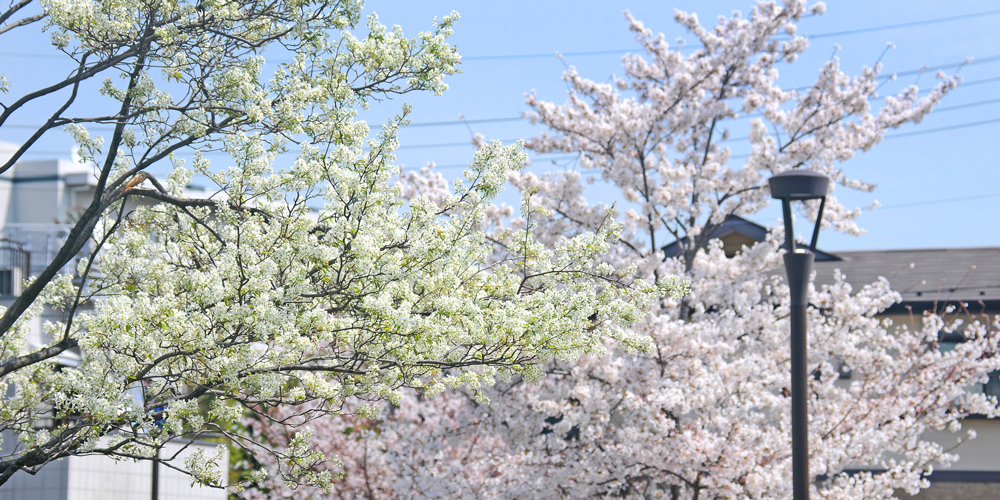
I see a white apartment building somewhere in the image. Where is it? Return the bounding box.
[0,141,227,500]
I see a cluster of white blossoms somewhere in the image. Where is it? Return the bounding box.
[5,129,671,488]
[0,0,683,489]
[242,1,999,499]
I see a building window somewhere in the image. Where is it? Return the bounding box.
[941,339,1000,398]
[985,371,1000,398]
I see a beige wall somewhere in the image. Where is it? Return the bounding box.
[924,419,1000,472]
[908,482,999,500]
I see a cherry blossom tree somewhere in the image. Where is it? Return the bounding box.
[0,0,676,489]
[242,1,1000,499]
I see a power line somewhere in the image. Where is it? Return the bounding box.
[9,82,999,135]
[397,139,518,150]
[409,155,580,171]
[4,51,998,137]
[7,99,999,161]
[718,115,1000,152]
[919,97,1000,113]
[10,112,1000,159]
[399,64,1000,128]
[0,118,524,131]
[877,192,1000,210]
[0,51,62,60]
[3,123,116,131]
[405,116,522,128]
[527,111,1000,173]
[466,49,631,62]
[7,144,577,165]
[401,72,1000,130]
[884,116,1000,139]
[464,9,1000,61]
[722,114,999,158]
[959,75,1000,88]
[403,110,1000,150]
[786,53,1000,93]
[4,8,999,64]
[807,9,1000,39]
[385,72,1000,129]
[717,97,1000,143]
[6,70,1000,156]
[2,149,68,156]
[892,54,1000,78]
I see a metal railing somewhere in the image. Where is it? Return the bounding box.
[0,239,30,296]
[2,223,88,273]
[0,224,91,296]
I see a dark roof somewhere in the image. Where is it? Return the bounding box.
[813,247,1000,306]
[662,216,1000,309]
[662,214,841,261]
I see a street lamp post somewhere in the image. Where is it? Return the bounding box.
[768,169,830,500]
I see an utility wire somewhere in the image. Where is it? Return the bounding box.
[9,111,1000,158]
[398,110,1000,150]
[958,75,1000,89]
[884,116,1000,139]
[888,54,1000,78]
[414,107,1000,150]
[786,53,1000,94]
[0,51,62,59]
[719,115,1000,158]
[404,111,1000,169]
[564,115,1000,176]
[5,71,1000,155]
[397,140,519,150]
[399,72,1000,129]
[8,78,997,134]
[718,97,1000,143]
[400,73,1000,128]
[405,116,523,127]
[3,50,999,137]
[414,55,1000,129]
[4,8,999,63]
[919,96,1000,113]
[7,99,999,160]
[415,155,580,171]
[807,9,1000,39]
[396,69,1000,142]
[876,192,1000,210]
[0,115,526,132]
[403,68,1000,128]
[464,9,1000,61]
[1,149,67,155]
[466,49,636,62]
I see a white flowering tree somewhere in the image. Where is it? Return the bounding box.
[0,0,676,490]
[241,2,1000,499]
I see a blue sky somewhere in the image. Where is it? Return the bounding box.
[2,0,999,251]
[371,0,1000,252]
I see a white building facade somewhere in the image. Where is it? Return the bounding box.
[0,142,227,500]
[0,440,227,500]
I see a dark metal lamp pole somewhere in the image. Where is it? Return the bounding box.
[768,169,830,500]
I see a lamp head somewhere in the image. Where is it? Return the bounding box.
[768,169,831,253]
[768,169,830,200]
